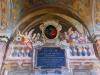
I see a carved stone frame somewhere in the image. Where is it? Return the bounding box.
[40,20,62,43]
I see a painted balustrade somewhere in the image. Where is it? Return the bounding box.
[67,43,96,59]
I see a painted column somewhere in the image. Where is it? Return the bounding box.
[0,41,6,74]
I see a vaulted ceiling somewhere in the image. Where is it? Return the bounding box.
[0,0,100,37]
[9,0,92,25]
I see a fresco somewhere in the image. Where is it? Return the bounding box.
[94,0,100,33]
[0,0,95,43]
[9,0,91,25]
[96,0,100,24]
[72,0,91,25]
[0,0,8,31]
[10,0,23,22]
[0,1,100,75]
